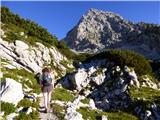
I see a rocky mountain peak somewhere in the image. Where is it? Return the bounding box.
[65,8,135,52]
[65,8,160,60]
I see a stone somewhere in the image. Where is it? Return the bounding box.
[0,72,3,78]
[0,78,24,105]
[0,111,4,116]
[88,66,97,76]
[101,115,108,120]
[26,107,32,114]
[144,110,152,120]
[115,66,121,72]
[89,99,96,109]
[15,40,29,50]
[91,73,105,85]
[70,69,88,90]
[126,68,140,88]
[65,110,83,120]
[141,75,158,90]
[151,104,160,120]
[20,32,24,36]
[4,64,16,69]
[16,107,23,112]
[6,113,18,120]
[65,96,84,120]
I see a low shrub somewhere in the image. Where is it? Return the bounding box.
[15,111,39,120]
[77,107,138,120]
[1,102,16,116]
[51,103,65,119]
[52,88,74,102]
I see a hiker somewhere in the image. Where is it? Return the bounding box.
[40,67,54,113]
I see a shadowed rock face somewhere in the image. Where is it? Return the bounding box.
[65,8,160,60]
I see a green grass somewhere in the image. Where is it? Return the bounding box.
[1,67,41,93]
[2,24,25,43]
[60,60,75,73]
[77,107,139,120]
[16,98,40,120]
[1,102,16,116]
[2,23,55,48]
[81,98,90,104]
[130,86,160,105]
[52,87,74,102]
[51,103,65,120]
[15,111,39,120]
[17,99,32,108]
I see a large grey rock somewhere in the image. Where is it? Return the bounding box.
[0,78,24,105]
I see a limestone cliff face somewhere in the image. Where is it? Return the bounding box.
[65,8,160,60]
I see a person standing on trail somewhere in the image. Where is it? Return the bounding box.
[40,67,54,113]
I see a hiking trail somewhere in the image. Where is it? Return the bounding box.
[39,95,58,120]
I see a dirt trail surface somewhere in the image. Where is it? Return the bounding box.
[39,95,58,120]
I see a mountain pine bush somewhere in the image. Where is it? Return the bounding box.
[85,49,152,75]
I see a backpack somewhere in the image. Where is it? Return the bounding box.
[42,72,52,86]
[35,72,41,84]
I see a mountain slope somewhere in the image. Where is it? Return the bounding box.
[1,7,160,120]
[65,8,160,60]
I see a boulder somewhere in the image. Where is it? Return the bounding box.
[0,78,24,105]
[15,40,29,50]
[70,69,88,90]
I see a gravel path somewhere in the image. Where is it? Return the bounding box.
[39,95,58,120]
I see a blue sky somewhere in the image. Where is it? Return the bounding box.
[1,1,160,39]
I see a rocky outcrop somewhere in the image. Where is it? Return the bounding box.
[0,78,24,105]
[62,58,160,120]
[62,59,107,90]
[65,8,160,60]
[0,38,73,77]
